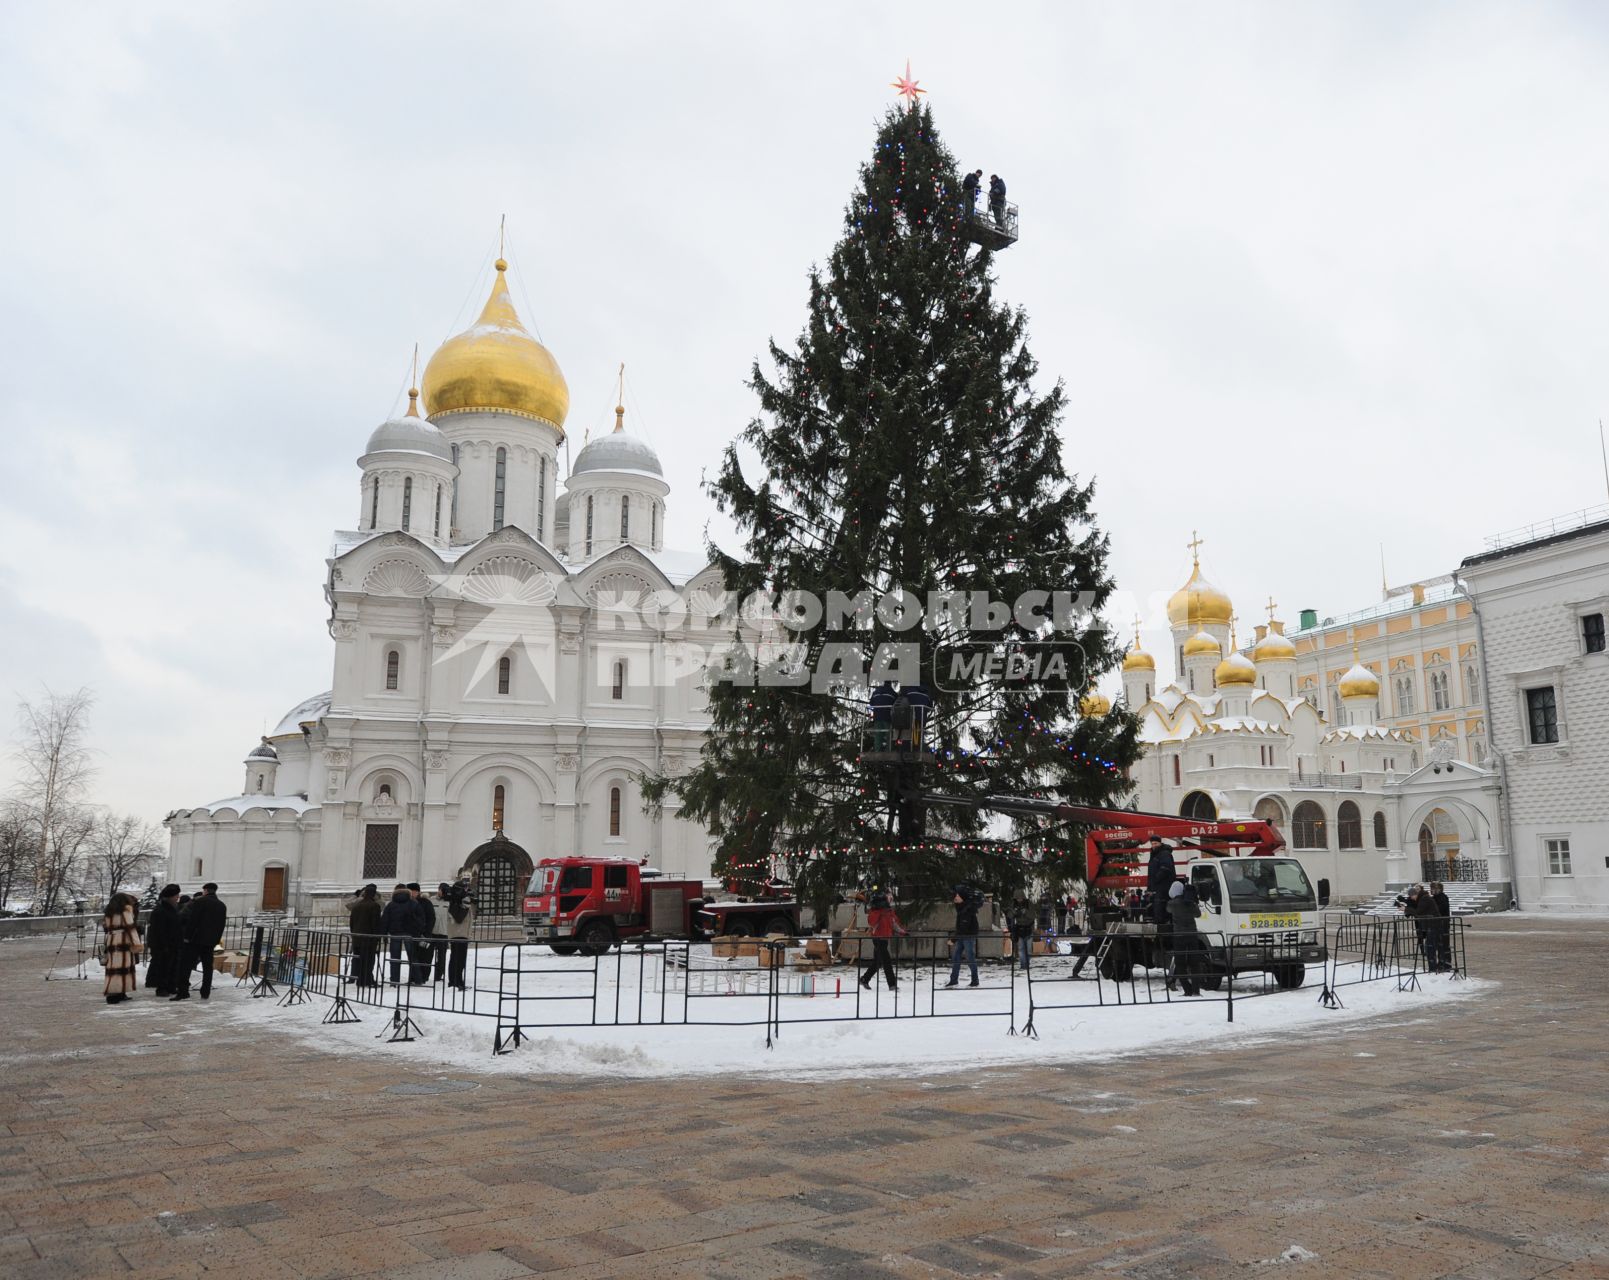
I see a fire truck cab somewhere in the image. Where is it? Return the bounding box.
[522,856,704,954]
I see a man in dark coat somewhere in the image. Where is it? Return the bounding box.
[381,884,422,984]
[347,884,383,988]
[144,883,183,996]
[961,168,982,217]
[1146,840,1176,927]
[1007,894,1035,971]
[173,882,227,1001]
[407,883,437,985]
[1166,880,1203,997]
[944,884,982,988]
[988,173,1007,227]
[1428,881,1453,972]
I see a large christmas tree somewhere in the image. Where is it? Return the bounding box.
[648,101,1139,913]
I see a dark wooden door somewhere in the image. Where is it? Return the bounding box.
[261,866,287,911]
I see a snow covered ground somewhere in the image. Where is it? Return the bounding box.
[190,950,1492,1081]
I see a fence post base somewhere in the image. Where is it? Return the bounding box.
[322,993,361,1025]
[383,1008,423,1043]
[1317,984,1343,1010]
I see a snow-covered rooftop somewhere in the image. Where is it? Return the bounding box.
[178,795,317,818]
[272,691,331,739]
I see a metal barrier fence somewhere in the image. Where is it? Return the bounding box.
[195,914,1467,1056]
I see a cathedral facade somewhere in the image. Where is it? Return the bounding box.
[1123,546,1509,906]
[165,258,719,916]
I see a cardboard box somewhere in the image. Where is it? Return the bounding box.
[711,937,761,960]
[804,938,832,961]
[758,946,798,969]
[213,949,239,974]
[230,956,251,979]
[1032,940,1057,957]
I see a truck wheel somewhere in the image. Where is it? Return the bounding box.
[726,918,757,938]
[576,920,616,956]
[1272,963,1305,990]
[1099,941,1133,983]
[763,914,793,936]
[548,942,577,957]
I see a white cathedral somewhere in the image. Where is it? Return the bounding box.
[1117,549,1509,905]
[165,257,721,916]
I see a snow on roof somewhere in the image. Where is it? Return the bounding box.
[1290,579,1459,636]
[1322,724,1412,743]
[1204,716,1285,735]
[271,691,331,739]
[181,795,317,818]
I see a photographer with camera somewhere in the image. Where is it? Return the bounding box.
[444,878,476,991]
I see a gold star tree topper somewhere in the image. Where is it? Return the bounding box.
[890,59,925,108]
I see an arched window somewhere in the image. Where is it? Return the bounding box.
[538,457,547,535]
[434,482,442,539]
[651,502,659,548]
[1431,669,1450,712]
[492,783,505,833]
[1180,791,1216,820]
[1253,796,1287,827]
[1338,800,1362,850]
[620,494,630,540]
[369,476,380,529]
[609,785,622,838]
[497,655,511,696]
[385,648,400,691]
[401,477,412,532]
[1292,801,1327,849]
[612,660,625,700]
[254,773,264,793]
[377,782,393,804]
[1418,823,1435,859]
[1395,676,1415,716]
[493,447,507,530]
[1373,811,1388,848]
[449,444,460,532]
[585,496,594,555]
[1464,664,1479,704]
[1172,756,1181,786]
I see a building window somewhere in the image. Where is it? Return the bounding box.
[1463,663,1478,703]
[493,447,507,531]
[368,477,380,529]
[194,858,203,877]
[651,502,659,548]
[1394,676,1415,716]
[1584,613,1606,654]
[1292,801,1327,849]
[385,648,400,691]
[434,482,442,539]
[611,659,626,700]
[401,477,412,532]
[1430,669,1450,711]
[609,785,622,838]
[1338,800,1362,850]
[1467,732,1485,764]
[620,494,630,541]
[538,457,547,536]
[362,824,399,879]
[585,496,594,556]
[1525,686,1559,745]
[492,784,505,833]
[1373,811,1388,848]
[1545,837,1572,876]
[1172,756,1180,786]
[497,655,511,695]
[1180,791,1216,820]
[449,444,460,532]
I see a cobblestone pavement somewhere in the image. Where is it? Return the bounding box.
[1,917,1606,1280]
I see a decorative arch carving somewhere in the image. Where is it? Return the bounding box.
[458,555,556,606]
[363,559,433,597]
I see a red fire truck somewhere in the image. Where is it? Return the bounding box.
[522,857,705,954]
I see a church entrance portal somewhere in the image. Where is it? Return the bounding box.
[462,834,535,918]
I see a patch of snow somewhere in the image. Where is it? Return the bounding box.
[1223,1097,1259,1106]
[1111,1124,1138,1133]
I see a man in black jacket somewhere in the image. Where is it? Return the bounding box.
[944,884,982,988]
[145,883,183,996]
[1428,881,1453,972]
[380,884,422,984]
[407,883,437,985]
[347,884,383,988]
[173,883,227,1001]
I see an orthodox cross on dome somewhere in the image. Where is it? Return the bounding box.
[890,60,926,109]
[1132,612,1144,645]
[405,342,421,417]
[614,361,626,433]
[1187,530,1204,564]
[1265,595,1277,624]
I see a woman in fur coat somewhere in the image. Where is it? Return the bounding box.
[102,893,142,1004]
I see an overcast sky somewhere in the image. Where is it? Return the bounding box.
[2,2,1607,823]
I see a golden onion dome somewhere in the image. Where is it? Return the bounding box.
[1079,687,1112,718]
[1182,628,1222,658]
[1254,629,1296,662]
[1339,660,1380,699]
[1122,644,1155,672]
[423,258,569,431]
[1167,559,1233,628]
[1215,650,1257,686]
